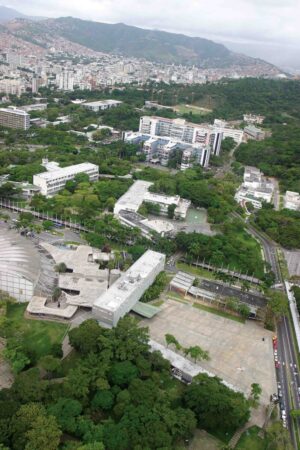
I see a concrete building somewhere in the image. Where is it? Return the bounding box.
[20,103,47,112]
[243,114,265,125]
[139,116,223,151]
[114,180,153,215]
[83,100,123,112]
[57,70,74,91]
[93,250,165,327]
[114,180,190,220]
[124,132,211,168]
[0,106,30,130]
[0,79,25,97]
[244,125,265,141]
[213,119,244,144]
[235,166,274,209]
[144,191,191,219]
[284,191,300,211]
[33,162,99,196]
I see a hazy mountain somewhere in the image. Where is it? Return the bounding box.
[0,5,45,23]
[7,16,279,71]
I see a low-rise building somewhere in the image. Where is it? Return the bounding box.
[33,162,99,196]
[284,191,300,211]
[243,114,265,125]
[124,132,211,168]
[83,100,123,112]
[144,191,191,219]
[19,103,48,112]
[244,125,265,141]
[114,180,190,220]
[0,106,30,130]
[235,166,274,209]
[93,250,165,327]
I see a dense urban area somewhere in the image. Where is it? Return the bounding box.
[0,9,300,450]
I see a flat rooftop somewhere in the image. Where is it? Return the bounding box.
[0,107,29,116]
[93,250,165,312]
[34,162,98,181]
[145,191,180,206]
[114,180,153,214]
[84,100,122,106]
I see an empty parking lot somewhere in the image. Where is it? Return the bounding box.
[142,299,276,406]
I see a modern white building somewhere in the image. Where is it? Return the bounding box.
[235,166,274,209]
[57,70,74,91]
[139,116,223,153]
[83,100,123,112]
[144,191,191,219]
[0,107,30,130]
[93,250,165,327]
[284,191,300,211]
[33,162,99,196]
[114,180,191,220]
[114,180,153,215]
[124,132,211,168]
[213,119,244,144]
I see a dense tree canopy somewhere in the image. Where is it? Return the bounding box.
[0,316,251,449]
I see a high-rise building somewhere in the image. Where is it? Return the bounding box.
[139,116,223,153]
[32,76,44,94]
[57,70,74,91]
[0,79,25,97]
[0,107,30,130]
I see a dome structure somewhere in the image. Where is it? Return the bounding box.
[0,229,41,302]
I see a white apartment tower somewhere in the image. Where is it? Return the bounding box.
[57,70,74,91]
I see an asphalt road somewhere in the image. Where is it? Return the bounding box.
[277,315,300,448]
[232,212,282,285]
[199,279,266,308]
[246,222,282,284]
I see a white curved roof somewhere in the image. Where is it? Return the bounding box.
[0,229,41,284]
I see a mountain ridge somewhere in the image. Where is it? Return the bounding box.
[0,5,45,22]
[0,11,280,72]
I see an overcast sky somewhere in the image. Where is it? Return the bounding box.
[6,0,300,70]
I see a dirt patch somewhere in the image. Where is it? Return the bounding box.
[189,429,221,450]
[0,338,14,389]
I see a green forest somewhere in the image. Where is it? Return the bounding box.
[0,316,251,450]
[235,123,300,192]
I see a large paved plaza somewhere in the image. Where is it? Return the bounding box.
[142,299,277,405]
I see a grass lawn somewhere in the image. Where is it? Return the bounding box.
[188,429,221,450]
[193,302,245,324]
[175,104,212,115]
[236,426,267,450]
[176,262,217,280]
[6,303,68,360]
[61,350,81,375]
[152,300,164,307]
